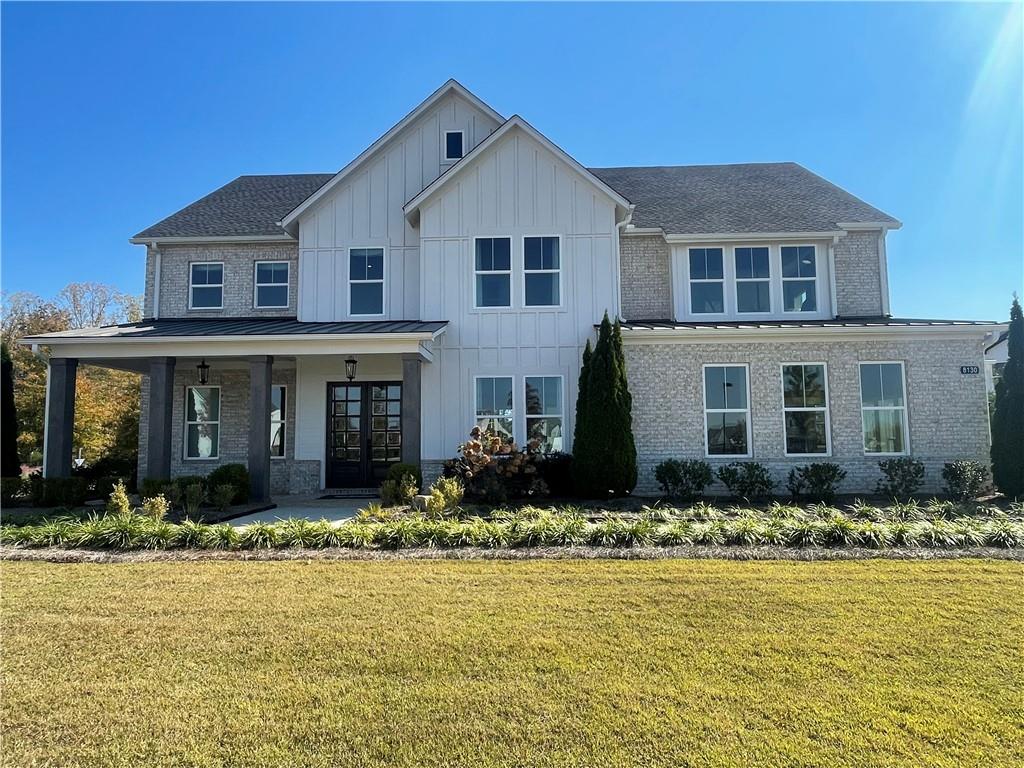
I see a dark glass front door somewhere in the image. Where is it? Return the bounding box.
[325,382,402,488]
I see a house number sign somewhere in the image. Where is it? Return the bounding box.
[960,365,980,375]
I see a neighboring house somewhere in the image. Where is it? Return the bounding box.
[984,329,1009,395]
[22,80,999,499]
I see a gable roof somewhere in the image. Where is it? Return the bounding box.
[277,79,504,234]
[132,174,333,242]
[590,163,899,235]
[403,115,634,225]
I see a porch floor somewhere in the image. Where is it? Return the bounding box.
[230,494,374,527]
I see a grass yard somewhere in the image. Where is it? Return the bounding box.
[2,560,1022,767]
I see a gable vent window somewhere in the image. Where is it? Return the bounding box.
[444,130,464,161]
[254,262,289,308]
[781,246,817,312]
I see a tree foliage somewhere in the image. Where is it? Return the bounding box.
[991,296,1024,499]
[1,343,21,477]
[571,312,637,497]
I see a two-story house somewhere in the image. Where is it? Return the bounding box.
[24,80,997,500]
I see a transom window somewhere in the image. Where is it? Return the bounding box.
[703,365,750,456]
[781,246,817,312]
[475,376,514,442]
[444,130,464,161]
[735,247,771,313]
[189,263,223,310]
[349,248,385,316]
[271,385,286,458]
[860,362,908,454]
[525,376,563,452]
[254,262,289,308]
[474,238,512,308]
[689,248,725,314]
[782,364,830,455]
[524,236,560,307]
[185,386,220,459]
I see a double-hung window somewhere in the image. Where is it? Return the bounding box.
[860,362,908,454]
[524,236,560,307]
[189,263,223,309]
[474,237,512,308]
[689,248,724,314]
[781,246,817,312]
[475,376,514,441]
[782,364,830,455]
[703,365,751,456]
[185,386,220,459]
[349,248,384,316]
[735,247,771,313]
[254,262,289,308]
[525,376,563,452]
[270,385,286,458]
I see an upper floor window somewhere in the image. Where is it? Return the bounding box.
[444,130,464,161]
[254,262,289,309]
[525,376,563,452]
[185,386,220,459]
[860,362,908,455]
[189,263,223,310]
[782,363,830,456]
[475,376,513,441]
[474,237,511,308]
[349,248,385,316]
[689,248,724,314]
[271,385,286,458]
[781,246,817,312]
[703,364,750,456]
[524,236,560,307]
[735,247,771,313]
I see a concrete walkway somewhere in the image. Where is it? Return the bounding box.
[229,495,374,527]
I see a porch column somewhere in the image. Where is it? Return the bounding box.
[401,354,422,467]
[145,357,176,481]
[248,356,273,503]
[42,357,77,478]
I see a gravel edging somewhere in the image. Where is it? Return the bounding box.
[2,545,1021,564]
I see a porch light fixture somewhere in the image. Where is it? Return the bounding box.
[345,357,358,381]
[196,359,210,385]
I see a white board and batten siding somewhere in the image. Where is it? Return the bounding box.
[418,127,623,461]
[296,92,501,321]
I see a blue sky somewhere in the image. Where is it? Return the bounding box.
[2,2,1021,321]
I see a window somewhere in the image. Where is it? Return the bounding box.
[349,248,384,316]
[189,263,223,309]
[782,364,830,455]
[703,365,750,456]
[524,236,560,307]
[860,362,908,454]
[689,248,724,314]
[444,130,464,161]
[525,376,563,452]
[474,237,512,308]
[735,247,770,313]
[185,386,220,459]
[271,385,286,458]
[475,376,514,441]
[254,262,289,308]
[781,246,817,312]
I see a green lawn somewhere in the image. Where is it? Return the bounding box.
[2,560,1022,767]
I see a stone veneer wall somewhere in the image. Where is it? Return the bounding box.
[143,242,299,319]
[619,235,673,321]
[137,365,320,495]
[625,336,989,496]
[834,231,884,317]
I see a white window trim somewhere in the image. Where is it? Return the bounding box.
[702,363,752,458]
[271,384,286,459]
[188,262,224,311]
[443,129,466,161]
[253,261,290,309]
[473,236,513,309]
[524,374,565,453]
[780,244,820,314]
[858,360,910,456]
[780,362,832,457]
[734,246,773,315]
[183,385,221,460]
[473,374,515,440]
[522,234,563,309]
[687,247,727,318]
[348,246,386,318]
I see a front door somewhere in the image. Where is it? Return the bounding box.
[325,382,402,488]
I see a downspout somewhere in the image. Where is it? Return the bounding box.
[878,228,891,317]
[614,205,635,322]
[151,242,162,319]
[828,234,842,318]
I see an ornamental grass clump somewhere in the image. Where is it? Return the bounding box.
[782,519,824,548]
[983,520,1024,548]
[691,521,726,546]
[849,499,885,521]
[821,515,858,547]
[138,520,177,550]
[334,523,375,549]
[309,520,344,548]
[854,521,894,549]
[656,521,695,546]
[278,518,318,548]
[887,500,925,522]
[724,517,763,546]
[765,502,805,520]
[203,523,240,550]
[682,502,722,521]
[174,519,208,549]
[239,521,279,550]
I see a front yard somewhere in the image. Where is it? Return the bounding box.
[2,559,1022,767]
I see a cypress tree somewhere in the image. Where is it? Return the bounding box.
[1,343,21,478]
[573,339,593,452]
[991,296,1024,498]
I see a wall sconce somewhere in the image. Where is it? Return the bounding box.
[196,359,210,385]
[345,357,357,381]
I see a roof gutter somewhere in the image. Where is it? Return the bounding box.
[618,323,998,344]
[128,234,296,246]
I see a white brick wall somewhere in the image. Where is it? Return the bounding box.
[834,232,884,317]
[620,235,673,321]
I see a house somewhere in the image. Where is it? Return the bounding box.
[22,80,998,500]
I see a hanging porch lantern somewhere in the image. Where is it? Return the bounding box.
[345,356,358,381]
[196,359,211,385]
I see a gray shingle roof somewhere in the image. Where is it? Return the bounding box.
[133,174,334,240]
[589,163,898,234]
